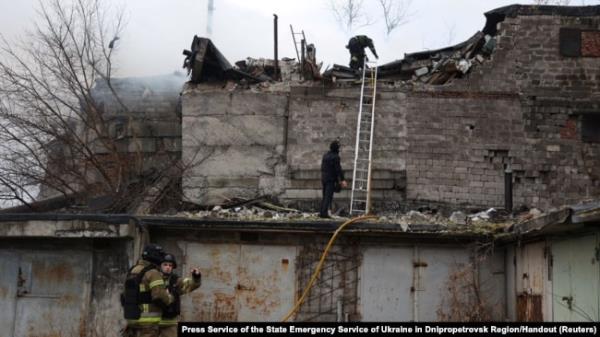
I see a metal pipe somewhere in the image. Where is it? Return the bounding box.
[206,0,215,38]
[273,14,279,81]
[505,164,513,213]
[412,245,419,322]
[336,298,343,322]
[301,39,305,80]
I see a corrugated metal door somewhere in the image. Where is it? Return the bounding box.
[552,234,599,321]
[180,243,297,322]
[0,251,18,337]
[360,247,413,321]
[0,249,92,337]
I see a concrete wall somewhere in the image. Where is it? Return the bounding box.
[182,88,289,205]
[180,12,600,211]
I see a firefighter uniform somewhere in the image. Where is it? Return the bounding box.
[122,245,174,337]
[159,255,202,337]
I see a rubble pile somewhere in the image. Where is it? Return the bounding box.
[176,196,552,237]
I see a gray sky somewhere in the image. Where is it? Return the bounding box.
[0,0,594,77]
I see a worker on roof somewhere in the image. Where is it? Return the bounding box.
[346,35,379,70]
[320,140,347,218]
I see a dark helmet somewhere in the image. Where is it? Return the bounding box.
[162,253,177,269]
[330,140,340,152]
[142,244,165,265]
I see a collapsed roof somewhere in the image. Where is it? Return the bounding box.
[182,35,263,83]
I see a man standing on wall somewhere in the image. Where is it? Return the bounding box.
[158,254,202,337]
[346,35,379,71]
[320,140,347,218]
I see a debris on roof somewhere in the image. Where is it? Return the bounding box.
[182,35,262,83]
[375,31,491,85]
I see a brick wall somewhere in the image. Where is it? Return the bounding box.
[181,11,600,211]
[404,14,600,209]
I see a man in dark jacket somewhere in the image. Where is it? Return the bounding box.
[320,140,347,218]
[346,35,379,70]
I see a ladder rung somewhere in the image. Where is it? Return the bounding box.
[352,199,367,203]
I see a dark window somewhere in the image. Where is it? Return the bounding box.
[560,28,581,57]
[560,28,600,57]
[582,114,600,143]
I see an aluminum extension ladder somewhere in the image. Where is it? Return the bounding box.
[350,59,378,215]
[289,25,306,63]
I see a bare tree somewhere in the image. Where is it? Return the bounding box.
[0,0,139,210]
[330,0,375,32]
[532,0,572,4]
[444,21,457,45]
[378,0,413,36]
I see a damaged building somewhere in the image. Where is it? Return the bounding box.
[1,4,600,337]
[183,5,600,212]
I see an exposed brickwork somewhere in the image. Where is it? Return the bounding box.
[582,31,600,57]
[182,11,600,211]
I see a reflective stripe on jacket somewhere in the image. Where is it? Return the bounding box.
[126,259,173,327]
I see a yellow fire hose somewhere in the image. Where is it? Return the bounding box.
[282,215,378,322]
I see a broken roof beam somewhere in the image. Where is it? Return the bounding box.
[183,36,263,83]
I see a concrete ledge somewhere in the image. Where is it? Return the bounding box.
[0,219,133,238]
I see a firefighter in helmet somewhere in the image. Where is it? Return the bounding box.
[158,253,202,337]
[346,35,379,71]
[121,244,174,337]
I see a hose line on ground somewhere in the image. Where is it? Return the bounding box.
[281,215,377,322]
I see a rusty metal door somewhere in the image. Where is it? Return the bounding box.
[180,243,297,322]
[236,245,297,321]
[552,234,599,321]
[2,249,93,337]
[515,241,547,321]
[0,251,18,337]
[181,243,241,321]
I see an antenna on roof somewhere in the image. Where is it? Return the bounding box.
[207,0,215,38]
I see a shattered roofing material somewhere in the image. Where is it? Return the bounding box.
[183,36,262,83]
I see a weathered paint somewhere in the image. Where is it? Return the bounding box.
[0,249,92,337]
[360,247,413,321]
[236,245,297,321]
[418,247,470,321]
[505,247,517,321]
[514,241,549,321]
[179,243,297,322]
[478,251,507,321]
[552,234,599,321]
[180,243,240,321]
[360,246,479,321]
[0,252,18,337]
